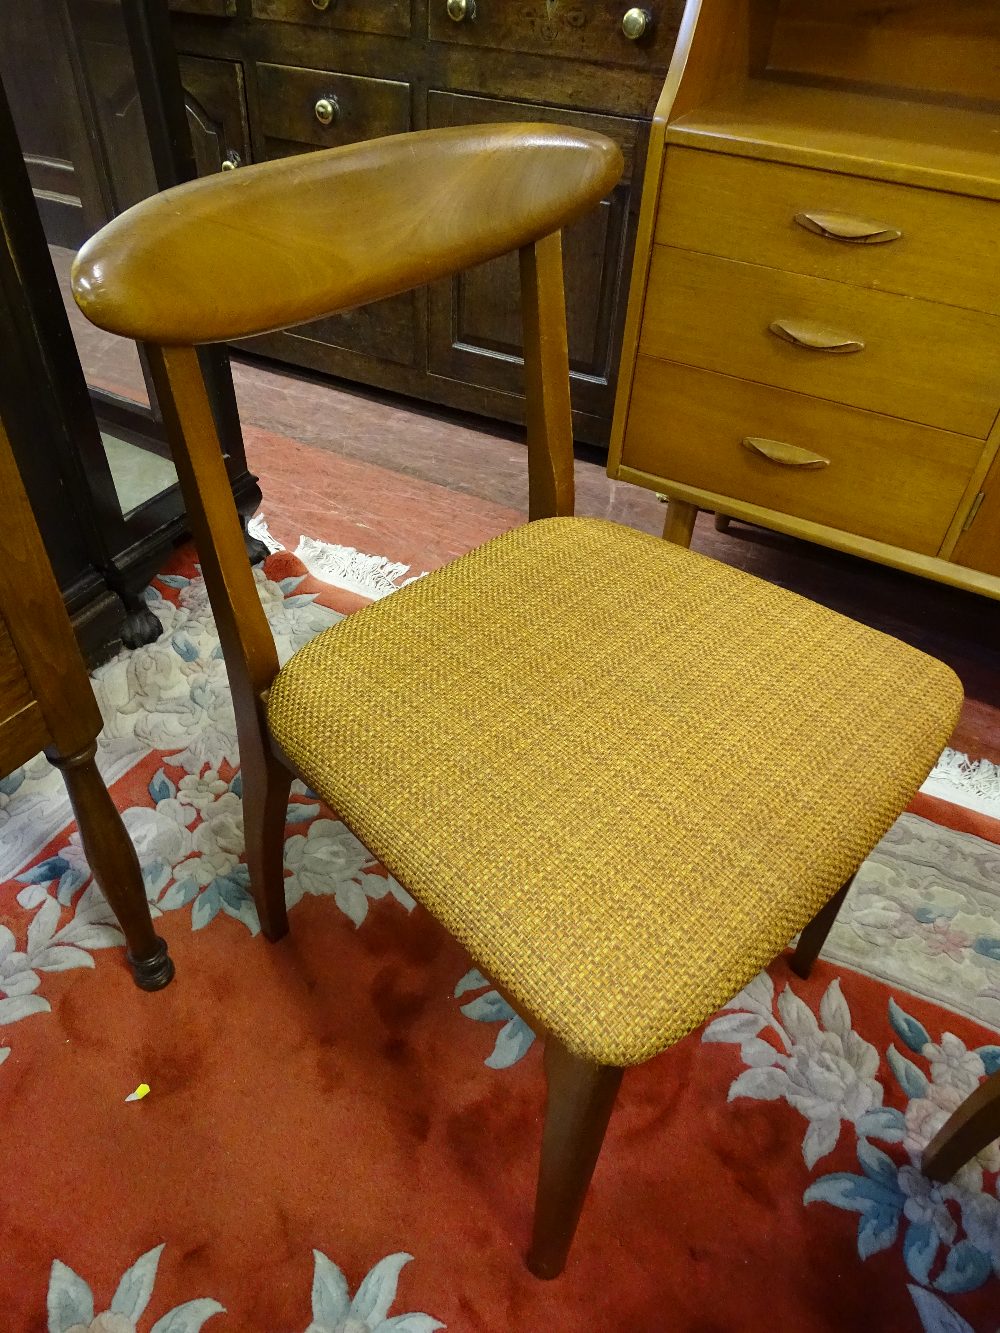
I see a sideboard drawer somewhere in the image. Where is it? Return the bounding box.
[251,0,410,35]
[622,360,981,554]
[257,63,411,154]
[640,246,1000,438]
[429,0,679,68]
[251,63,416,369]
[655,150,1000,316]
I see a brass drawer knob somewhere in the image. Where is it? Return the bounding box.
[742,437,830,470]
[220,150,241,171]
[795,210,902,245]
[621,7,652,40]
[447,0,475,20]
[314,96,340,127]
[769,318,864,354]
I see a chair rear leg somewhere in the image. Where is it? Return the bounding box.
[791,874,855,979]
[242,743,293,942]
[527,1036,624,1279]
[51,744,174,990]
[924,1070,1000,1183]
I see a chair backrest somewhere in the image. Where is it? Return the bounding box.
[70,123,623,783]
[0,415,103,776]
[72,123,622,345]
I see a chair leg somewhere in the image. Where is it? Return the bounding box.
[527,1036,624,1279]
[241,742,293,942]
[662,498,698,547]
[923,1070,1000,1183]
[790,874,855,980]
[50,744,173,991]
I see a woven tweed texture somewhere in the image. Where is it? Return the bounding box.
[267,518,962,1066]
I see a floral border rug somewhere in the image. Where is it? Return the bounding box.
[1,546,998,1332]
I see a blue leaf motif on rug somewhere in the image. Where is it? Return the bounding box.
[46,1244,224,1333]
[714,979,1000,1298]
[454,968,536,1069]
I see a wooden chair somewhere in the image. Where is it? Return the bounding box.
[0,414,173,991]
[71,124,962,1276]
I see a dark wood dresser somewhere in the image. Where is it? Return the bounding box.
[166,0,683,445]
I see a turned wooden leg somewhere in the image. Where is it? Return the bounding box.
[527,1037,624,1279]
[242,743,293,942]
[662,498,698,548]
[50,744,173,991]
[714,512,731,533]
[924,1070,1000,1182]
[790,875,855,980]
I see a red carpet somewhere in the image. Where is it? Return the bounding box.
[1,545,998,1333]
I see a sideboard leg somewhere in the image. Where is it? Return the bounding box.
[662,498,697,548]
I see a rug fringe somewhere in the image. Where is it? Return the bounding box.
[293,534,424,601]
[246,513,285,554]
[921,747,1000,821]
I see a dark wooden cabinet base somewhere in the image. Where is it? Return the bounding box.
[0,0,263,663]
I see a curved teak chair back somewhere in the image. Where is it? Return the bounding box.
[70,123,623,941]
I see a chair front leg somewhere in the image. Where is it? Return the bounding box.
[790,874,855,979]
[527,1035,624,1279]
[924,1070,1000,1183]
[51,743,174,990]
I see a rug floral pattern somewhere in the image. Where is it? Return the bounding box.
[1,559,998,1332]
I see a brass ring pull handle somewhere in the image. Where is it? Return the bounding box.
[314,96,340,127]
[621,7,653,39]
[794,210,902,244]
[742,437,831,470]
[769,318,864,354]
[447,0,475,19]
[311,0,331,9]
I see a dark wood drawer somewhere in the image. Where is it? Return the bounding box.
[426,91,644,434]
[429,0,680,68]
[257,62,410,154]
[251,0,410,36]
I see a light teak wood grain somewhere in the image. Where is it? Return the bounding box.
[72,123,623,346]
[656,149,1000,317]
[640,246,1000,438]
[624,360,981,553]
[768,0,1000,105]
[667,81,1000,202]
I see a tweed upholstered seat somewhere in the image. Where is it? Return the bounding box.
[268,517,961,1067]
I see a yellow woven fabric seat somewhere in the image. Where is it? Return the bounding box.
[268,517,961,1067]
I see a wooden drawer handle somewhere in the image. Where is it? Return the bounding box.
[742,436,830,470]
[769,318,864,354]
[794,210,902,245]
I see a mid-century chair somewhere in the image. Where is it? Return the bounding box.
[71,124,962,1276]
[0,413,173,991]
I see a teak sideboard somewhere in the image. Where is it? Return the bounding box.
[609,0,1000,597]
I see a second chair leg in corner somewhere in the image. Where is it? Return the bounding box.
[923,1069,1000,1183]
[242,741,294,942]
[527,1036,624,1279]
[791,875,856,980]
[51,743,174,991]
